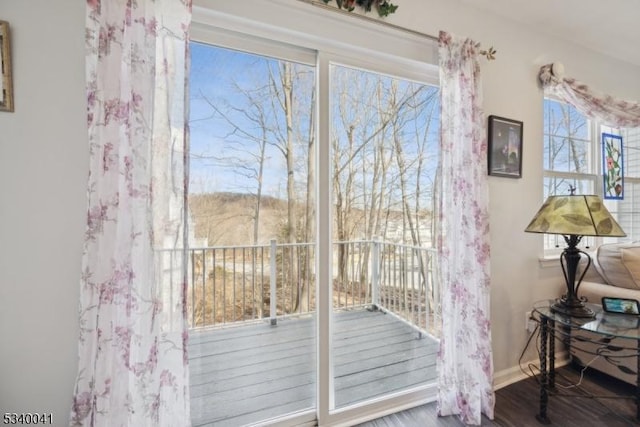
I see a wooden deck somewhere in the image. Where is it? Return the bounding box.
[189,308,439,426]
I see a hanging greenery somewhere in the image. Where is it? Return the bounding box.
[321,0,399,17]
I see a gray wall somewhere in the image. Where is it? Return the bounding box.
[0,0,86,423]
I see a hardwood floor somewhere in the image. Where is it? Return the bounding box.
[358,363,640,427]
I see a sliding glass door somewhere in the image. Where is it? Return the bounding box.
[328,62,440,410]
[186,19,440,425]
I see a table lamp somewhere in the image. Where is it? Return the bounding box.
[525,189,626,318]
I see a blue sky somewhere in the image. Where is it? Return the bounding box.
[189,41,313,197]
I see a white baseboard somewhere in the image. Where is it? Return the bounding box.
[493,351,570,390]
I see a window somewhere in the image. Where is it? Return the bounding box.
[543,98,640,253]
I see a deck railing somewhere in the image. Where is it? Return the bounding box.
[186,239,440,337]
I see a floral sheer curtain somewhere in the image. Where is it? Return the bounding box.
[436,31,495,425]
[70,0,192,426]
[539,63,640,127]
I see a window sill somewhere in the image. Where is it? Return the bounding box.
[538,249,596,268]
[538,256,560,269]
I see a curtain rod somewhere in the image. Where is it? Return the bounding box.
[296,0,497,60]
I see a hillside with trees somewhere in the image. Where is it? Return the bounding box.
[188,191,433,248]
[189,192,287,247]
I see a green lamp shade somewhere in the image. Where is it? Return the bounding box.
[525,195,626,237]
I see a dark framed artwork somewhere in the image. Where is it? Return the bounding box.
[602,133,624,199]
[488,115,523,178]
[0,20,13,112]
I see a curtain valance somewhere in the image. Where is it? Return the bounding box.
[539,63,640,128]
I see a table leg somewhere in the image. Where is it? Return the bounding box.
[636,339,640,421]
[536,316,551,424]
[549,319,555,390]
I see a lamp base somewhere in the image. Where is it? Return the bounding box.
[550,298,595,318]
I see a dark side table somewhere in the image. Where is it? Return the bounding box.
[532,300,640,424]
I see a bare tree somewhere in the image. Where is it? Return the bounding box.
[295,81,317,313]
[331,67,437,291]
[544,100,588,195]
[191,57,315,244]
[190,50,315,317]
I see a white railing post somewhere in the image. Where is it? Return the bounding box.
[371,236,380,309]
[433,249,440,337]
[424,249,430,336]
[270,239,277,325]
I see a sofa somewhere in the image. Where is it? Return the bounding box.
[570,241,640,385]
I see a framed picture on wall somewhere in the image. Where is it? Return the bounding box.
[488,115,523,178]
[0,20,14,112]
[602,133,624,199]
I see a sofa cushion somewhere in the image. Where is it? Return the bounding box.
[621,247,640,285]
[593,242,640,290]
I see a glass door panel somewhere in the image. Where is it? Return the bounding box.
[328,63,440,409]
[187,41,317,426]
